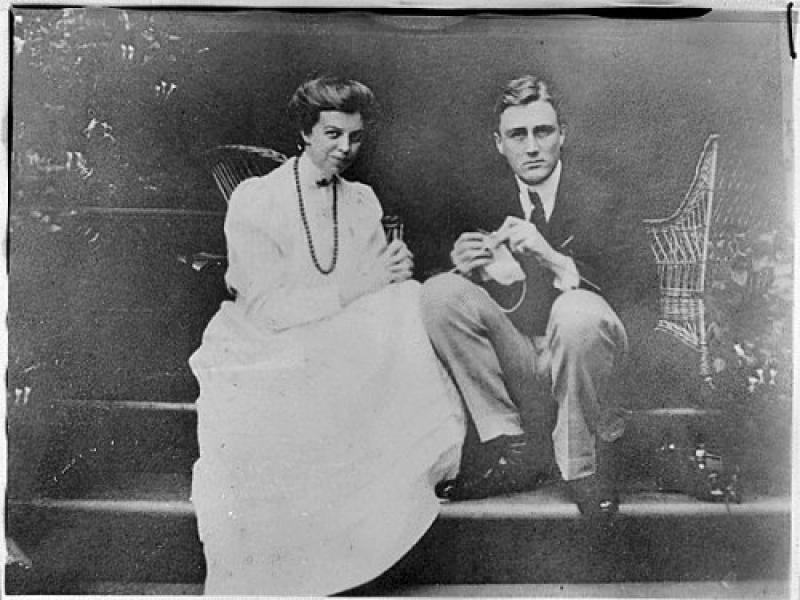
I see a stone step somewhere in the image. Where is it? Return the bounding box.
[7,400,199,500]
[14,399,788,502]
[72,579,790,598]
[5,473,791,594]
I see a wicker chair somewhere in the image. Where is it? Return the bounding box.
[643,134,720,383]
[207,144,289,203]
[181,145,289,272]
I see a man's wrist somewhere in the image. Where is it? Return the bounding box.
[547,248,569,270]
[550,251,581,291]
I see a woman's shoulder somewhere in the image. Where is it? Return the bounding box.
[228,161,294,219]
[339,177,381,213]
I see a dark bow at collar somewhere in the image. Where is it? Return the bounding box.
[316,175,339,187]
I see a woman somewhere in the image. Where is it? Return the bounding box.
[189,76,465,595]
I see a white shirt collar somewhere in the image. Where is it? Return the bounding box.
[516,161,562,222]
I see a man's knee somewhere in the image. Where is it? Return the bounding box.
[549,290,624,347]
[421,273,479,329]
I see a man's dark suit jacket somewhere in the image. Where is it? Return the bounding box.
[442,162,654,338]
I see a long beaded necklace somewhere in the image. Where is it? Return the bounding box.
[294,157,338,275]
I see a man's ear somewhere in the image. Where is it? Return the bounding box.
[558,122,567,146]
[493,130,503,154]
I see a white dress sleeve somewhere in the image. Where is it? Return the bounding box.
[351,184,387,271]
[223,176,345,332]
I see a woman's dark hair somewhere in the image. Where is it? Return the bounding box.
[494,75,564,130]
[288,75,377,136]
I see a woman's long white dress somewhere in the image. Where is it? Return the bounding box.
[189,158,465,596]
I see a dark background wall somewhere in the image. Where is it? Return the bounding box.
[178,12,789,218]
[9,9,792,402]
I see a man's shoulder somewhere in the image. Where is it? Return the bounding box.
[559,162,620,203]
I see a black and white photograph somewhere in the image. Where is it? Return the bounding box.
[4,2,794,597]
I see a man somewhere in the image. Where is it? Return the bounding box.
[421,75,634,516]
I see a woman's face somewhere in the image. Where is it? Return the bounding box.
[302,110,365,177]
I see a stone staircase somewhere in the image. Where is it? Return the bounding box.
[5,398,792,597]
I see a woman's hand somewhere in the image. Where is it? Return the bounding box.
[339,240,414,306]
[450,232,494,277]
[382,239,414,283]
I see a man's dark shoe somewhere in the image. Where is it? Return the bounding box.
[435,434,558,501]
[564,438,622,518]
[564,474,619,518]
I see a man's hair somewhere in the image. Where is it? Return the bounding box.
[494,75,563,129]
[288,75,377,136]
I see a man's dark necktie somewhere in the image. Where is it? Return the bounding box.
[528,190,548,234]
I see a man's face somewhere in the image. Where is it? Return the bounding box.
[302,110,364,177]
[494,100,565,186]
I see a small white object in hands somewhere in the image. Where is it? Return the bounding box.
[481,232,526,286]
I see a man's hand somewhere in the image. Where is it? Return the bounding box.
[494,216,556,263]
[495,216,580,287]
[450,232,494,276]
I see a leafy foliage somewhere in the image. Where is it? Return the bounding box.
[12,8,210,210]
[706,221,793,409]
